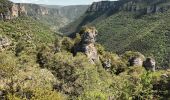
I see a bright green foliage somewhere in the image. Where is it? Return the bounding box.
[0,17,55,44]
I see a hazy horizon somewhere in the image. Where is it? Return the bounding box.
[10,0,117,5]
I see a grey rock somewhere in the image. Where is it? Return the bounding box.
[143,58,156,72]
[0,91,3,96]
[129,57,143,67]
[73,27,99,63]
[103,59,111,69]
[0,36,11,51]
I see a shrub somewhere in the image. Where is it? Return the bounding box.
[100,52,127,74]
[0,51,17,77]
[7,88,65,100]
[61,37,74,52]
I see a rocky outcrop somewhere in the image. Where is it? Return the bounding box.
[128,55,156,71]
[17,4,27,16]
[73,27,99,63]
[102,59,112,70]
[143,58,156,72]
[0,2,49,20]
[11,4,19,17]
[122,1,170,14]
[10,4,27,18]
[0,36,11,51]
[128,57,143,66]
[124,51,156,71]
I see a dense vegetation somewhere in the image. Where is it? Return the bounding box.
[96,11,170,67]
[0,16,170,100]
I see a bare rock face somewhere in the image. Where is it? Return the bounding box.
[18,4,27,16]
[143,58,156,72]
[0,2,49,20]
[39,7,48,15]
[0,36,11,51]
[73,27,99,63]
[11,4,19,17]
[128,57,143,67]
[0,3,27,20]
[87,0,170,15]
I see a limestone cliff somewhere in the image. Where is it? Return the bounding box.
[11,3,28,18]
[87,0,170,14]
[0,2,49,20]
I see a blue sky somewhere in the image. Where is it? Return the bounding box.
[10,0,116,5]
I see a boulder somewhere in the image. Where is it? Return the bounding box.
[122,51,145,66]
[102,59,111,69]
[128,57,143,67]
[143,58,156,72]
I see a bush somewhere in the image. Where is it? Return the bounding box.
[109,67,154,100]
[78,90,108,100]
[61,37,74,52]
[100,51,127,74]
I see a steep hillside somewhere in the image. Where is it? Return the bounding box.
[0,17,55,41]
[61,0,170,67]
